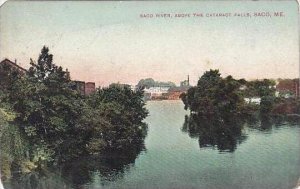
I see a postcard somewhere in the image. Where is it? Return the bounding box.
[0,0,299,189]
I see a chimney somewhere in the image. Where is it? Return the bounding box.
[65,68,71,80]
[296,80,299,98]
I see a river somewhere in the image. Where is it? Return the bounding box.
[4,100,300,189]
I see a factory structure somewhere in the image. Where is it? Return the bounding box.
[0,59,96,96]
[1,58,299,100]
[143,75,191,101]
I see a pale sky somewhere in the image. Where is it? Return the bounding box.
[0,1,299,86]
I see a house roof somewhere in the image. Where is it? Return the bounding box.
[0,58,27,72]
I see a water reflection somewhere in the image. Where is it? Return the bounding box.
[62,143,145,188]
[246,114,300,131]
[3,143,146,189]
[7,165,68,189]
[182,114,247,153]
[183,113,300,153]
[244,114,273,132]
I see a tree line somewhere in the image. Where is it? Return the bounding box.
[0,47,148,181]
[179,69,298,117]
[180,69,300,153]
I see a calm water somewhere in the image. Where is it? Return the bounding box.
[4,100,300,189]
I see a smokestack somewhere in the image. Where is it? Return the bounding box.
[296,80,299,98]
[65,68,71,80]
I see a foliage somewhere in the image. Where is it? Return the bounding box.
[181,69,244,116]
[182,114,247,153]
[271,98,300,115]
[0,61,23,92]
[137,78,176,88]
[1,46,148,168]
[0,106,30,181]
[260,96,275,115]
[85,85,148,153]
[2,47,86,162]
[243,79,276,98]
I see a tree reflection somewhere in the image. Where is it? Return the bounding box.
[182,114,247,153]
[7,166,68,189]
[244,114,273,132]
[182,112,300,154]
[4,142,145,189]
[260,115,273,131]
[61,142,145,188]
[246,114,300,131]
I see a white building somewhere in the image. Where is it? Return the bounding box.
[144,87,170,97]
[244,97,261,105]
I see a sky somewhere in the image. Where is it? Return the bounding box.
[0,0,299,86]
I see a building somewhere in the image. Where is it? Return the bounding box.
[244,97,261,105]
[1,59,96,96]
[144,86,170,100]
[85,82,96,95]
[73,81,86,96]
[1,59,27,89]
[72,81,96,96]
[166,86,190,100]
[167,91,183,100]
[180,75,190,87]
[164,76,191,100]
[0,58,27,75]
[276,79,300,98]
[142,76,192,101]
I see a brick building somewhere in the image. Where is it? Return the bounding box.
[276,79,300,98]
[73,81,86,96]
[73,81,96,96]
[85,82,96,95]
[0,59,27,89]
[1,59,96,96]
[0,59,26,75]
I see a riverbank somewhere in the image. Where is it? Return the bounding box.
[1,100,300,189]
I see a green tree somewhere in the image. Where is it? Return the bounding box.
[244,79,276,98]
[5,47,87,162]
[181,70,244,116]
[260,96,275,115]
[137,78,176,88]
[137,78,156,88]
[86,85,148,153]
[3,46,149,165]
